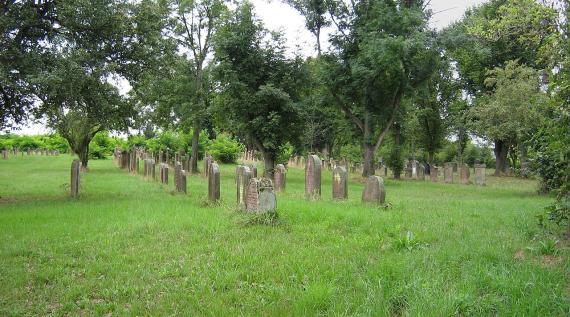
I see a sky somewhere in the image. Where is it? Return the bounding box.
[16,0,487,135]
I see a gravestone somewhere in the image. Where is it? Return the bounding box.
[474,164,486,186]
[208,163,220,201]
[175,162,183,192]
[120,150,128,169]
[70,160,80,198]
[236,165,252,208]
[430,166,439,182]
[417,163,425,180]
[332,166,348,200]
[245,178,277,213]
[378,165,387,177]
[2,149,7,160]
[250,164,258,178]
[150,160,156,180]
[444,163,454,184]
[305,155,322,199]
[274,164,286,192]
[160,163,169,184]
[405,160,413,178]
[177,169,187,194]
[362,176,385,204]
[204,154,212,178]
[459,165,470,185]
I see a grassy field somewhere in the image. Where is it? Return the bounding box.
[1,154,568,316]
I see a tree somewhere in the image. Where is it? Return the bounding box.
[214,2,305,179]
[0,1,55,129]
[320,0,438,177]
[29,0,165,169]
[469,61,548,176]
[284,0,330,55]
[441,0,559,175]
[151,0,227,173]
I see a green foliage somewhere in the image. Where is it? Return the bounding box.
[340,144,362,164]
[145,131,184,156]
[127,135,147,150]
[206,134,244,164]
[0,134,70,152]
[89,132,116,160]
[276,142,294,165]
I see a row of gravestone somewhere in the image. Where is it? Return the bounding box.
[2,148,60,159]
[401,160,486,186]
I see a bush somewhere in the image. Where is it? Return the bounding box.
[145,130,183,157]
[206,134,244,163]
[340,143,362,163]
[89,132,115,159]
[277,142,294,164]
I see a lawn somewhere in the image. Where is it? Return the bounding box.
[0,155,568,316]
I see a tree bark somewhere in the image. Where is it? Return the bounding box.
[393,122,402,180]
[362,144,376,177]
[78,145,89,170]
[262,152,276,181]
[189,121,200,174]
[494,139,509,176]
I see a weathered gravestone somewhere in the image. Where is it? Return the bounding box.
[378,165,387,177]
[236,165,252,209]
[362,176,385,204]
[430,166,439,182]
[70,159,80,198]
[245,178,277,213]
[250,164,258,178]
[305,155,322,200]
[120,150,129,169]
[417,163,425,180]
[129,151,138,174]
[2,149,7,160]
[204,154,212,178]
[160,163,169,184]
[405,160,413,179]
[444,163,454,184]
[208,163,220,201]
[332,166,348,200]
[175,162,185,192]
[459,164,470,185]
[274,164,286,192]
[474,164,486,186]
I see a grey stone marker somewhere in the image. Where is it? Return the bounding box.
[305,155,322,199]
[362,176,385,204]
[417,163,425,180]
[120,150,128,169]
[332,166,348,200]
[150,160,156,181]
[174,162,182,191]
[204,154,212,178]
[430,166,439,182]
[274,164,286,192]
[474,164,486,186]
[245,178,277,213]
[444,163,454,184]
[70,159,80,198]
[250,164,258,178]
[208,163,220,201]
[236,165,252,209]
[459,165,470,185]
[178,170,187,194]
[160,163,169,184]
[405,160,413,179]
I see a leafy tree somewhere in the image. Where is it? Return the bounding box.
[284,0,330,55]
[214,2,305,179]
[320,0,438,177]
[468,61,548,176]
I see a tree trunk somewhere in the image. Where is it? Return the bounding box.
[262,152,275,181]
[428,151,434,164]
[393,124,402,180]
[362,144,375,177]
[78,145,89,171]
[494,139,509,176]
[189,121,200,174]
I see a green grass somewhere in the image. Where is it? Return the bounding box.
[1,155,568,316]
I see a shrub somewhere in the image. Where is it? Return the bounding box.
[206,134,244,163]
[340,143,362,163]
[89,132,115,159]
[277,142,294,164]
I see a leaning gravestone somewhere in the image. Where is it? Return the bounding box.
[362,176,385,204]
[474,164,486,186]
[305,155,322,200]
[70,159,80,198]
[444,163,454,184]
[245,178,277,213]
[332,166,348,200]
[274,164,286,192]
[459,164,470,185]
[236,165,252,209]
[208,163,220,201]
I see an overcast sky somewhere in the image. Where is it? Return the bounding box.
[17,0,487,135]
